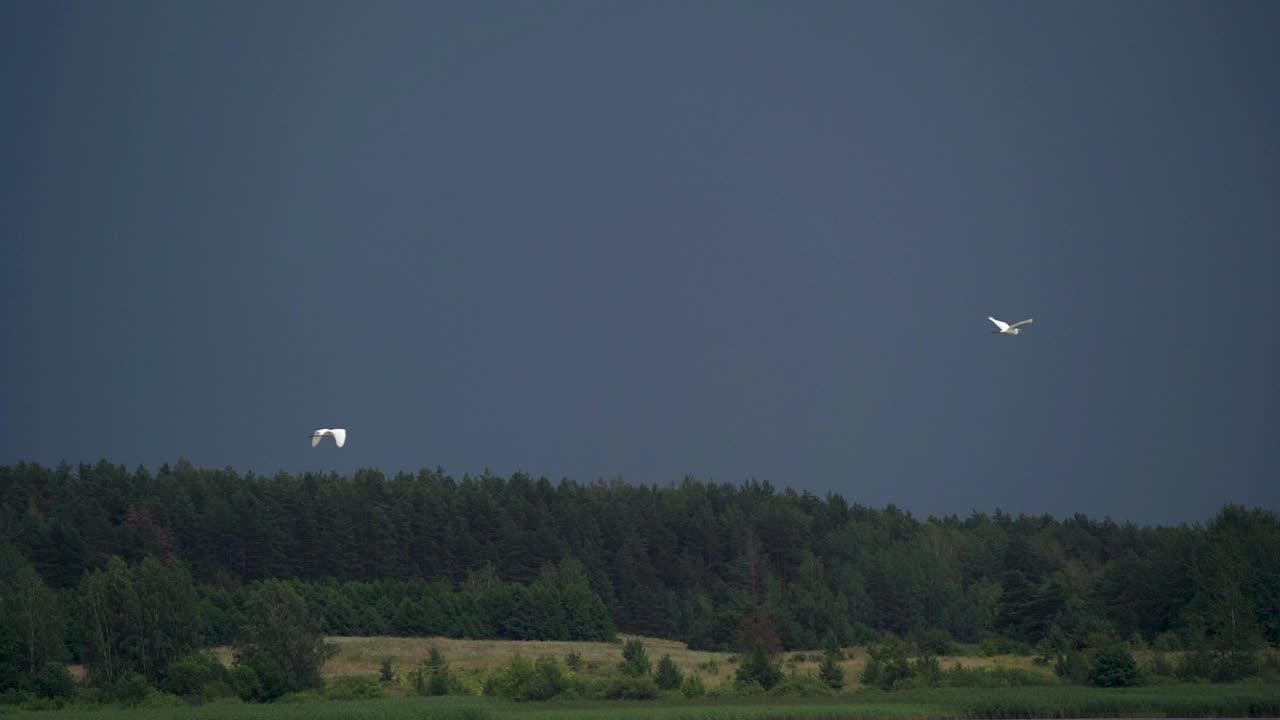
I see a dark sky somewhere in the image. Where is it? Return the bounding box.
[3,1,1278,525]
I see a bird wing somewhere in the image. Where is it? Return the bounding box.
[1008,318,1034,330]
[331,429,347,448]
[988,317,1009,331]
[311,435,322,447]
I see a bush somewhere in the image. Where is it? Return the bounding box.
[31,662,75,699]
[1145,651,1175,679]
[914,628,954,656]
[620,639,651,677]
[912,654,943,687]
[108,673,151,706]
[818,650,844,689]
[229,665,262,702]
[604,674,658,700]
[1055,650,1090,684]
[378,657,396,683]
[680,674,705,698]
[483,655,534,699]
[1153,631,1182,651]
[410,644,455,696]
[1175,646,1212,681]
[565,650,582,671]
[1090,644,1139,687]
[769,672,832,696]
[1211,650,1260,682]
[980,636,1033,657]
[654,654,682,690]
[163,652,229,699]
[735,643,782,690]
[944,663,1056,687]
[518,657,567,701]
[324,676,383,700]
[861,638,912,691]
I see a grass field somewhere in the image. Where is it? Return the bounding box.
[10,683,1280,720]
[224,635,1050,692]
[36,637,1280,719]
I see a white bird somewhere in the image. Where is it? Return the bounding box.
[310,428,347,448]
[989,316,1034,335]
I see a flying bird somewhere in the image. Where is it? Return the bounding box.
[310,428,347,447]
[989,316,1033,335]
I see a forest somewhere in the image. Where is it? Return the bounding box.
[1,459,1278,704]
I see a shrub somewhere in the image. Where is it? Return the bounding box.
[912,654,943,687]
[914,628,954,656]
[680,674,705,698]
[769,672,832,696]
[1176,646,1214,681]
[1153,631,1182,652]
[944,663,1055,687]
[410,644,455,696]
[163,652,229,699]
[229,665,261,702]
[1145,651,1175,679]
[108,673,151,706]
[483,655,534,699]
[818,650,844,690]
[861,638,912,691]
[1211,650,1260,682]
[378,657,396,683]
[604,674,658,700]
[654,654,683,690]
[735,643,782,690]
[324,676,383,700]
[565,650,582,671]
[1055,650,1090,684]
[31,662,75,699]
[620,639,651,677]
[1089,644,1139,687]
[518,657,567,701]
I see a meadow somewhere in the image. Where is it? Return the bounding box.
[22,636,1280,719]
[9,684,1280,720]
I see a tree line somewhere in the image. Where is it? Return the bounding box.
[2,459,1277,678]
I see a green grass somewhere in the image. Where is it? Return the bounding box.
[9,682,1280,720]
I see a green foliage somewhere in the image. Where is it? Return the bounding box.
[680,673,705,698]
[4,461,1280,658]
[603,674,659,700]
[409,644,455,696]
[1089,644,1139,687]
[818,648,844,689]
[30,661,74,699]
[735,642,783,690]
[619,639,650,677]
[228,664,261,702]
[323,675,383,700]
[769,671,833,696]
[107,672,151,706]
[378,657,396,683]
[1055,650,1091,684]
[914,628,954,656]
[653,653,682,690]
[482,654,534,699]
[861,637,913,690]
[519,657,567,701]
[79,556,200,686]
[233,580,332,701]
[564,649,582,671]
[161,652,230,700]
[944,662,1056,687]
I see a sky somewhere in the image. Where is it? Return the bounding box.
[2,1,1277,526]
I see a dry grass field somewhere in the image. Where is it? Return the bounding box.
[211,635,1053,692]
